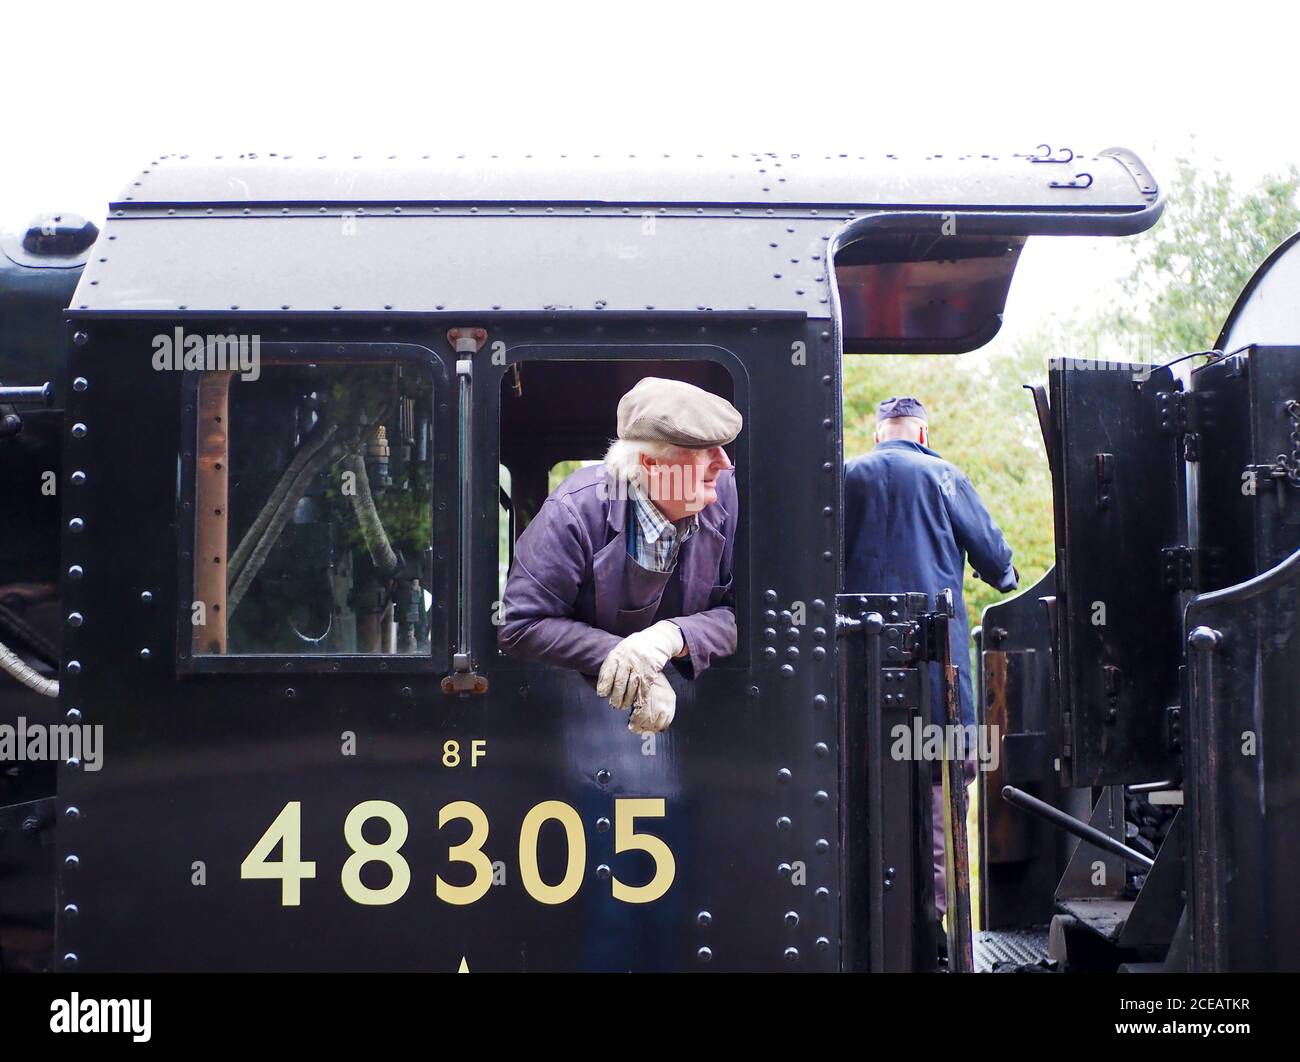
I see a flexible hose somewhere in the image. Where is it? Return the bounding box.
[227,419,339,588]
[228,435,342,616]
[343,452,399,576]
[0,637,58,697]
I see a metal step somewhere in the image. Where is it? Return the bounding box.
[974,927,1053,972]
[1057,898,1134,943]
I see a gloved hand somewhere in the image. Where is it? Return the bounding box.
[596,620,684,710]
[628,671,676,733]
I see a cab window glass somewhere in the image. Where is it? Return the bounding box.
[193,362,435,655]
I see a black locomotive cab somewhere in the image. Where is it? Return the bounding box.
[0,150,1174,973]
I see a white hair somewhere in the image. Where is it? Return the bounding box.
[876,415,927,442]
[603,438,688,484]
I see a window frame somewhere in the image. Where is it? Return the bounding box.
[174,340,453,675]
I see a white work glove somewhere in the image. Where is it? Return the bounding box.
[628,671,677,734]
[596,620,684,710]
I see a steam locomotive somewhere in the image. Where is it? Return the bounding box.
[0,150,1293,972]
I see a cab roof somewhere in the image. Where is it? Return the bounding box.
[70,149,1162,323]
[109,149,1158,211]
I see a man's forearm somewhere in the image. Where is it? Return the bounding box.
[671,607,738,677]
[498,613,623,677]
[972,561,1018,593]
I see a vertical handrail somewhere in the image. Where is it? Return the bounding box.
[935,594,974,973]
[862,612,885,972]
[1186,624,1224,972]
[442,328,488,695]
[456,355,472,662]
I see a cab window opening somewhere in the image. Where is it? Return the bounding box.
[496,357,741,665]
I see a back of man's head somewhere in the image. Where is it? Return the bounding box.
[875,415,927,443]
[873,396,929,445]
[873,413,925,444]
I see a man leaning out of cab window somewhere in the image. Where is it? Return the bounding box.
[499,378,740,734]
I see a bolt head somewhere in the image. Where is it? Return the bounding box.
[1188,626,1222,651]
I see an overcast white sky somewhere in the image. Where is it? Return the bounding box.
[3,0,1297,345]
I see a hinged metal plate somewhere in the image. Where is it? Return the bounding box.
[1049,360,1184,786]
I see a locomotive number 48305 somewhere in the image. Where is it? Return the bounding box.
[240,799,676,908]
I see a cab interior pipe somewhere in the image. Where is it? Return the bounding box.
[1001,785,1155,870]
[227,433,342,616]
[227,418,339,585]
[342,452,398,576]
[0,637,58,697]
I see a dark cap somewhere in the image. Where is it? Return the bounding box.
[876,396,928,423]
[617,377,743,448]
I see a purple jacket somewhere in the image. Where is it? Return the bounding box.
[499,464,738,678]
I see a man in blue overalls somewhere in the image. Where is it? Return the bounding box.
[843,396,1018,928]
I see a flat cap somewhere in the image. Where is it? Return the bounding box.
[617,377,742,448]
[876,395,928,423]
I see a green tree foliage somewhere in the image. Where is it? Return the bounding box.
[843,159,1300,631]
[1107,158,1300,356]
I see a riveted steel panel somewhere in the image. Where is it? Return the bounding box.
[70,215,835,317]
[53,316,845,971]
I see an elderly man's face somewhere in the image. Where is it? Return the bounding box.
[643,445,732,519]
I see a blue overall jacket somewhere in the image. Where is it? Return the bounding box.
[844,440,1016,727]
